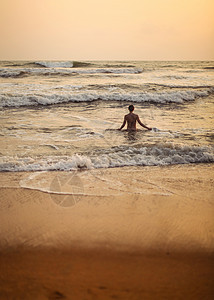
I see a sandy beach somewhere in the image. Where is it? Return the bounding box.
[1,0,214,296]
[0,164,214,299]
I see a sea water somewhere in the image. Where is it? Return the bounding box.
[0,61,213,171]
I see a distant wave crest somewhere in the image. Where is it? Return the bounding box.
[34,61,74,68]
[0,67,143,78]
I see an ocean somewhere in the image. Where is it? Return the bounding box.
[0,60,213,172]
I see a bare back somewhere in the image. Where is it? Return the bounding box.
[125,113,138,130]
[119,108,151,131]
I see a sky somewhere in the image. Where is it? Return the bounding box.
[0,0,213,60]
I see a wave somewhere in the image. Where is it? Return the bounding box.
[1,88,212,108]
[0,61,135,69]
[0,70,29,78]
[203,67,214,70]
[0,144,213,172]
[72,61,95,68]
[152,83,214,89]
[0,67,143,78]
[34,61,74,68]
[103,63,136,68]
[90,144,214,168]
[161,75,188,80]
[184,69,204,73]
[34,61,136,69]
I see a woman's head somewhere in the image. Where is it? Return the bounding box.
[128,105,134,112]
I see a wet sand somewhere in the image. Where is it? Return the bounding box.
[0,164,214,299]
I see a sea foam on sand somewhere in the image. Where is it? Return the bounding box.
[0,164,213,251]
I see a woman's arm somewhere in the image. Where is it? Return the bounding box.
[137,116,151,130]
[118,116,126,130]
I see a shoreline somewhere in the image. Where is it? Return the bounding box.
[0,164,213,252]
[0,164,214,299]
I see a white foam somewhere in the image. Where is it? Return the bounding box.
[0,144,213,172]
[0,69,27,78]
[0,67,142,78]
[0,154,92,172]
[91,144,214,168]
[1,88,212,108]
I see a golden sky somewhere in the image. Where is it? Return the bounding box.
[0,0,213,60]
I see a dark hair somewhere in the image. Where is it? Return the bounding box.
[128,105,134,112]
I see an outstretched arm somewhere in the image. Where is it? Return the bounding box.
[118,116,126,130]
[137,116,151,130]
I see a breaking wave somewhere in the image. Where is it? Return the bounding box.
[34,61,74,68]
[0,67,142,78]
[0,144,213,172]
[90,144,214,168]
[1,88,212,108]
[0,70,29,78]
